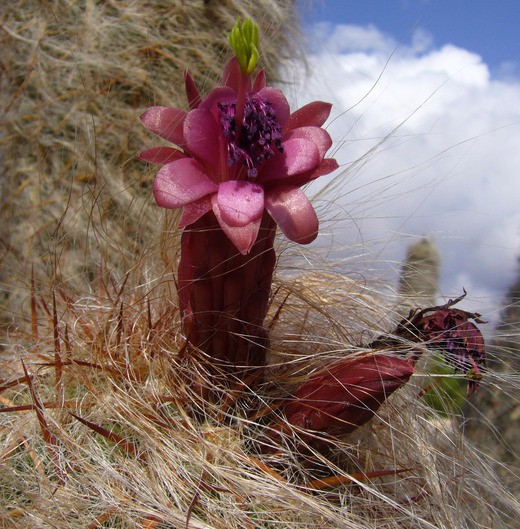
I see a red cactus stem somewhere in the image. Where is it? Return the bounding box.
[178,210,276,398]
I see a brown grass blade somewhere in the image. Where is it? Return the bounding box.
[70,412,142,460]
[306,468,413,491]
[22,361,60,446]
[52,290,63,402]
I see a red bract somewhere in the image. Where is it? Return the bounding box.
[140,57,338,254]
[284,354,414,444]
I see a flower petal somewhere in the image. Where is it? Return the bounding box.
[153,158,218,209]
[198,86,236,113]
[279,158,340,188]
[184,70,202,110]
[259,138,320,184]
[138,147,186,165]
[140,106,186,145]
[285,101,332,131]
[283,126,333,160]
[217,181,265,227]
[183,108,221,169]
[178,196,213,228]
[222,57,251,92]
[252,69,266,92]
[258,87,290,128]
[265,186,319,244]
[212,195,261,255]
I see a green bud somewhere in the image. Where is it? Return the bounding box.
[228,18,259,75]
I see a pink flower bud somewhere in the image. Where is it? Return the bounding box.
[284,354,414,443]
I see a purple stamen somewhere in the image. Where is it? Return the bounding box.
[218,94,284,180]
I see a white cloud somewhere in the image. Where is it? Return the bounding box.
[312,22,396,55]
[283,24,520,327]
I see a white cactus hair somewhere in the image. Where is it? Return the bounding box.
[1,1,520,528]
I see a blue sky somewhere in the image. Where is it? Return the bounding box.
[286,1,520,328]
[307,1,520,78]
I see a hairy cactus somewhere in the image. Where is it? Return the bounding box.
[0,0,301,323]
[398,238,440,316]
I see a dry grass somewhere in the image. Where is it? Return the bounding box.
[1,269,519,528]
[1,1,520,528]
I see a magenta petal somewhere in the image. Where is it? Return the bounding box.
[199,86,236,113]
[299,158,340,183]
[253,69,266,92]
[184,70,202,110]
[222,57,251,92]
[259,138,320,183]
[153,158,218,209]
[138,147,186,164]
[183,108,221,169]
[140,106,186,145]
[281,158,340,188]
[212,195,261,255]
[285,101,332,131]
[265,186,319,244]
[258,87,290,128]
[217,181,265,227]
[283,126,333,160]
[178,196,213,228]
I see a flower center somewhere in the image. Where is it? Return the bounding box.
[218,94,284,180]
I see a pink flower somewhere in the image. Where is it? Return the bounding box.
[139,57,338,254]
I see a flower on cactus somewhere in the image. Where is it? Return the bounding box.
[139,19,337,254]
[283,354,414,446]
